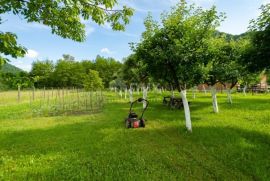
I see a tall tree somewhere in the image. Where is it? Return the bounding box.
[94,55,122,88]
[206,37,246,108]
[244,3,270,72]
[0,0,133,63]
[122,54,149,106]
[53,55,84,87]
[135,1,224,132]
[84,70,103,91]
[30,60,54,88]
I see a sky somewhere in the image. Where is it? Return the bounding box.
[1,0,269,71]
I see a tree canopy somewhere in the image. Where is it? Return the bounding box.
[0,0,133,64]
[135,1,224,91]
[244,3,270,72]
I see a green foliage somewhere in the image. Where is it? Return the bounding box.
[249,3,270,31]
[0,63,24,74]
[28,55,122,89]
[205,37,247,88]
[30,60,54,88]
[135,1,224,91]
[0,0,134,42]
[244,3,270,72]
[83,70,103,91]
[0,0,133,65]
[94,55,122,88]
[121,54,148,86]
[0,31,26,65]
[0,71,31,89]
[53,57,84,88]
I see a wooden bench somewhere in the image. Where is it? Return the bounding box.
[163,96,184,109]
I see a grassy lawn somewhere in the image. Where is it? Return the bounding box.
[0,91,270,180]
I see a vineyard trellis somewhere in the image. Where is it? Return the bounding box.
[0,88,104,117]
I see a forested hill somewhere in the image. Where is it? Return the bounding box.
[215,31,249,40]
[0,63,24,74]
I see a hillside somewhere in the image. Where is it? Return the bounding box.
[0,63,24,74]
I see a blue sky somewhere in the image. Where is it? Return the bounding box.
[1,0,269,71]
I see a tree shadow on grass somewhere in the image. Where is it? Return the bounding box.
[1,115,269,180]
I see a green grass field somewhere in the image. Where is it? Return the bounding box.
[0,91,270,180]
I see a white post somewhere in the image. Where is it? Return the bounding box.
[180,90,192,132]
[124,88,127,100]
[171,85,175,98]
[192,86,196,99]
[119,89,123,99]
[143,85,148,109]
[202,84,207,94]
[211,86,219,113]
[129,86,133,103]
[243,84,247,96]
[227,89,232,104]
[17,85,21,102]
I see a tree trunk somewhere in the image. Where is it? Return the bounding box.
[124,88,127,99]
[227,89,232,104]
[171,85,175,98]
[119,89,123,99]
[202,84,207,94]
[211,86,219,113]
[17,85,21,103]
[129,86,133,103]
[180,90,192,132]
[143,85,148,109]
[192,87,196,99]
[243,84,247,96]
[171,90,175,98]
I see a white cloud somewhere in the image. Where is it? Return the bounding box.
[27,23,50,30]
[263,0,270,4]
[26,49,39,58]
[10,60,32,72]
[100,48,114,54]
[102,22,112,30]
[85,25,95,36]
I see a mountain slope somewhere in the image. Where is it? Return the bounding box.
[0,63,24,74]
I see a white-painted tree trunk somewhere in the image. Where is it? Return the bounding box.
[137,86,139,95]
[202,85,207,94]
[171,85,175,98]
[129,87,133,103]
[124,88,127,99]
[227,89,232,104]
[192,87,196,99]
[119,90,123,99]
[243,84,247,96]
[17,85,21,102]
[171,90,175,98]
[180,90,192,132]
[142,85,148,109]
[211,86,219,113]
[114,87,117,93]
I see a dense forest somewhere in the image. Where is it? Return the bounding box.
[0,55,122,90]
